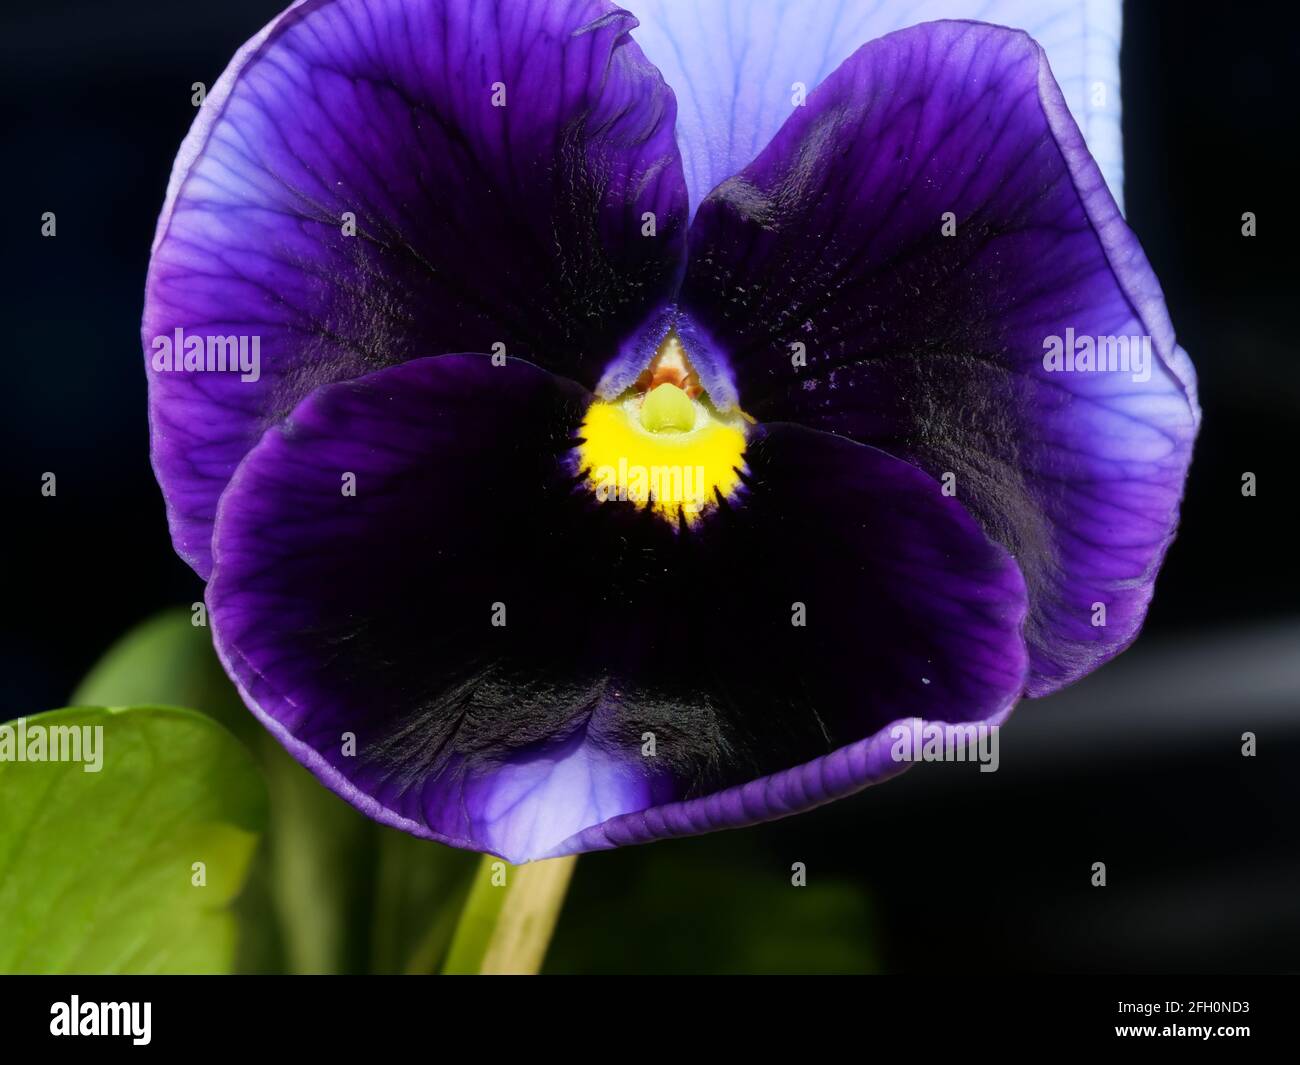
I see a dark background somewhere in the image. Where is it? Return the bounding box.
[2,1,1296,972]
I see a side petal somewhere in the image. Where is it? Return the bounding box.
[629,0,1123,215]
[144,0,687,577]
[679,20,1198,695]
[208,356,1027,861]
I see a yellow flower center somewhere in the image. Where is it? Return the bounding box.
[577,334,748,523]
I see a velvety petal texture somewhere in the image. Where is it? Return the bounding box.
[629,0,1124,215]
[679,20,1198,695]
[207,355,1028,860]
[144,0,687,577]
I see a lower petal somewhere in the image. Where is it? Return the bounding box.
[208,357,1028,859]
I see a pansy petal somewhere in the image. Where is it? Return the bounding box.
[206,353,636,862]
[630,0,1123,215]
[208,357,1027,861]
[144,0,687,577]
[554,420,1030,854]
[679,20,1198,696]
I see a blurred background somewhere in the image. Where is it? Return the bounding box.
[1,1,1296,972]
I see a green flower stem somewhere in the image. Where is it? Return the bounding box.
[442,854,577,975]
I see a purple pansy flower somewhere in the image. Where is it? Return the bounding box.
[142,0,1198,862]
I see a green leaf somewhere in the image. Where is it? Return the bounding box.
[70,610,288,972]
[69,607,361,972]
[442,854,576,975]
[0,705,267,974]
[71,607,252,742]
[70,607,477,974]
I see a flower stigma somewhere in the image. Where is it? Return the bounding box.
[578,332,748,524]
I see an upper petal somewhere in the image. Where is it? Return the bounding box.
[207,354,1027,861]
[143,0,687,577]
[678,20,1199,695]
[629,0,1124,216]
